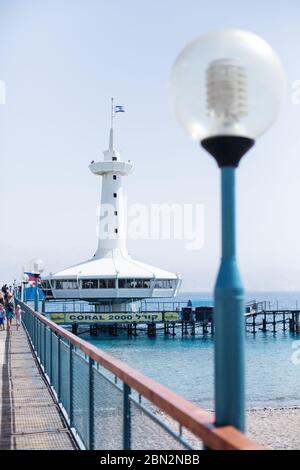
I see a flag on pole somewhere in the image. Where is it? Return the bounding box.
[115,105,125,113]
[24,272,41,285]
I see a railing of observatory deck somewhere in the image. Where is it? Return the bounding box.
[20,301,263,450]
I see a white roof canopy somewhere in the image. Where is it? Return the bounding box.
[46,253,179,280]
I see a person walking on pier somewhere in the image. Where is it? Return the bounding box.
[0,304,5,331]
[15,304,23,331]
[2,284,9,302]
[5,293,15,332]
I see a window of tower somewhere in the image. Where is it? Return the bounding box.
[55,279,78,289]
[112,156,117,161]
[98,279,116,288]
[107,279,115,288]
[81,279,116,289]
[153,279,176,289]
[82,279,98,289]
[114,211,118,216]
[115,228,118,234]
[118,279,152,288]
[113,175,117,180]
[113,193,117,198]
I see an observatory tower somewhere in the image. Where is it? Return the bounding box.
[42,100,181,311]
[89,100,133,259]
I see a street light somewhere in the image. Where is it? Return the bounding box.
[21,274,29,302]
[170,29,285,431]
[29,258,44,312]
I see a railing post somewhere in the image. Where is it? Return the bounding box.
[123,383,131,450]
[32,315,34,348]
[69,343,74,426]
[57,337,61,402]
[40,321,42,358]
[40,322,44,365]
[44,326,46,371]
[89,358,95,450]
[26,309,29,336]
[33,316,37,351]
[28,311,31,338]
[36,319,39,356]
[49,330,53,383]
[38,320,41,359]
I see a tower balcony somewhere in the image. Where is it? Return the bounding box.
[89,160,133,176]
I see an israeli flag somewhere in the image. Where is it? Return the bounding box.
[115,105,125,113]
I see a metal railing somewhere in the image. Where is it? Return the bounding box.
[20,301,263,450]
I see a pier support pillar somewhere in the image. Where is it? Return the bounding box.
[72,322,78,336]
[262,318,267,332]
[147,323,156,337]
[289,316,294,332]
[273,313,276,333]
[295,312,300,333]
[252,315,256,334]
[283,312,286,331]
[109,324,118,336]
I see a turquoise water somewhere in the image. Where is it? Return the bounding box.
[84,292,300,410]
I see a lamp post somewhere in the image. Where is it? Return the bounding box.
[29,258,44,313]
[33,273,40,312]
[21,274,29,303]
[170,29,285,431]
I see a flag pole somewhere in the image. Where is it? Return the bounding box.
[111,97,114,129]
[109,97,115,152]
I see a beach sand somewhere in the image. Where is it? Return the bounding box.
[247,407,300,450]
[153,407,300,450]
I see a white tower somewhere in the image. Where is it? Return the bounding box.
[90,98,132,258]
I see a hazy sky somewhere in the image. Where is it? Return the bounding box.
[1,0,300,292]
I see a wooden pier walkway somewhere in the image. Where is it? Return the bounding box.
[0,323,77,450]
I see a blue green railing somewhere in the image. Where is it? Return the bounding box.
[20,300,262,451]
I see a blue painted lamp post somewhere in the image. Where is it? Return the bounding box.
[33,273,40,312]
[30,258,44,312]
[170,29,285,431]
[21,275,29,303]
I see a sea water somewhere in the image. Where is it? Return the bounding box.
[84,291,300,410]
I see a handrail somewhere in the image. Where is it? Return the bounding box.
[20,301,264,450]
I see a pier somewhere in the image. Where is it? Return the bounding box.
[0,324,76,449]
[0,300,262,450]
[39,300,300,338]
[246,310,300,334]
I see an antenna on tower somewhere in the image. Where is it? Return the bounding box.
[110,97,115,128]
[109,97,115,151]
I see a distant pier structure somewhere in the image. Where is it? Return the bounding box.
[37,299,300,338]
[41,99,181,314]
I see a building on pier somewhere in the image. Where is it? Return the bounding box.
[41,100,181,311]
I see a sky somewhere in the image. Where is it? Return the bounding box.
[1,0,300,292]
